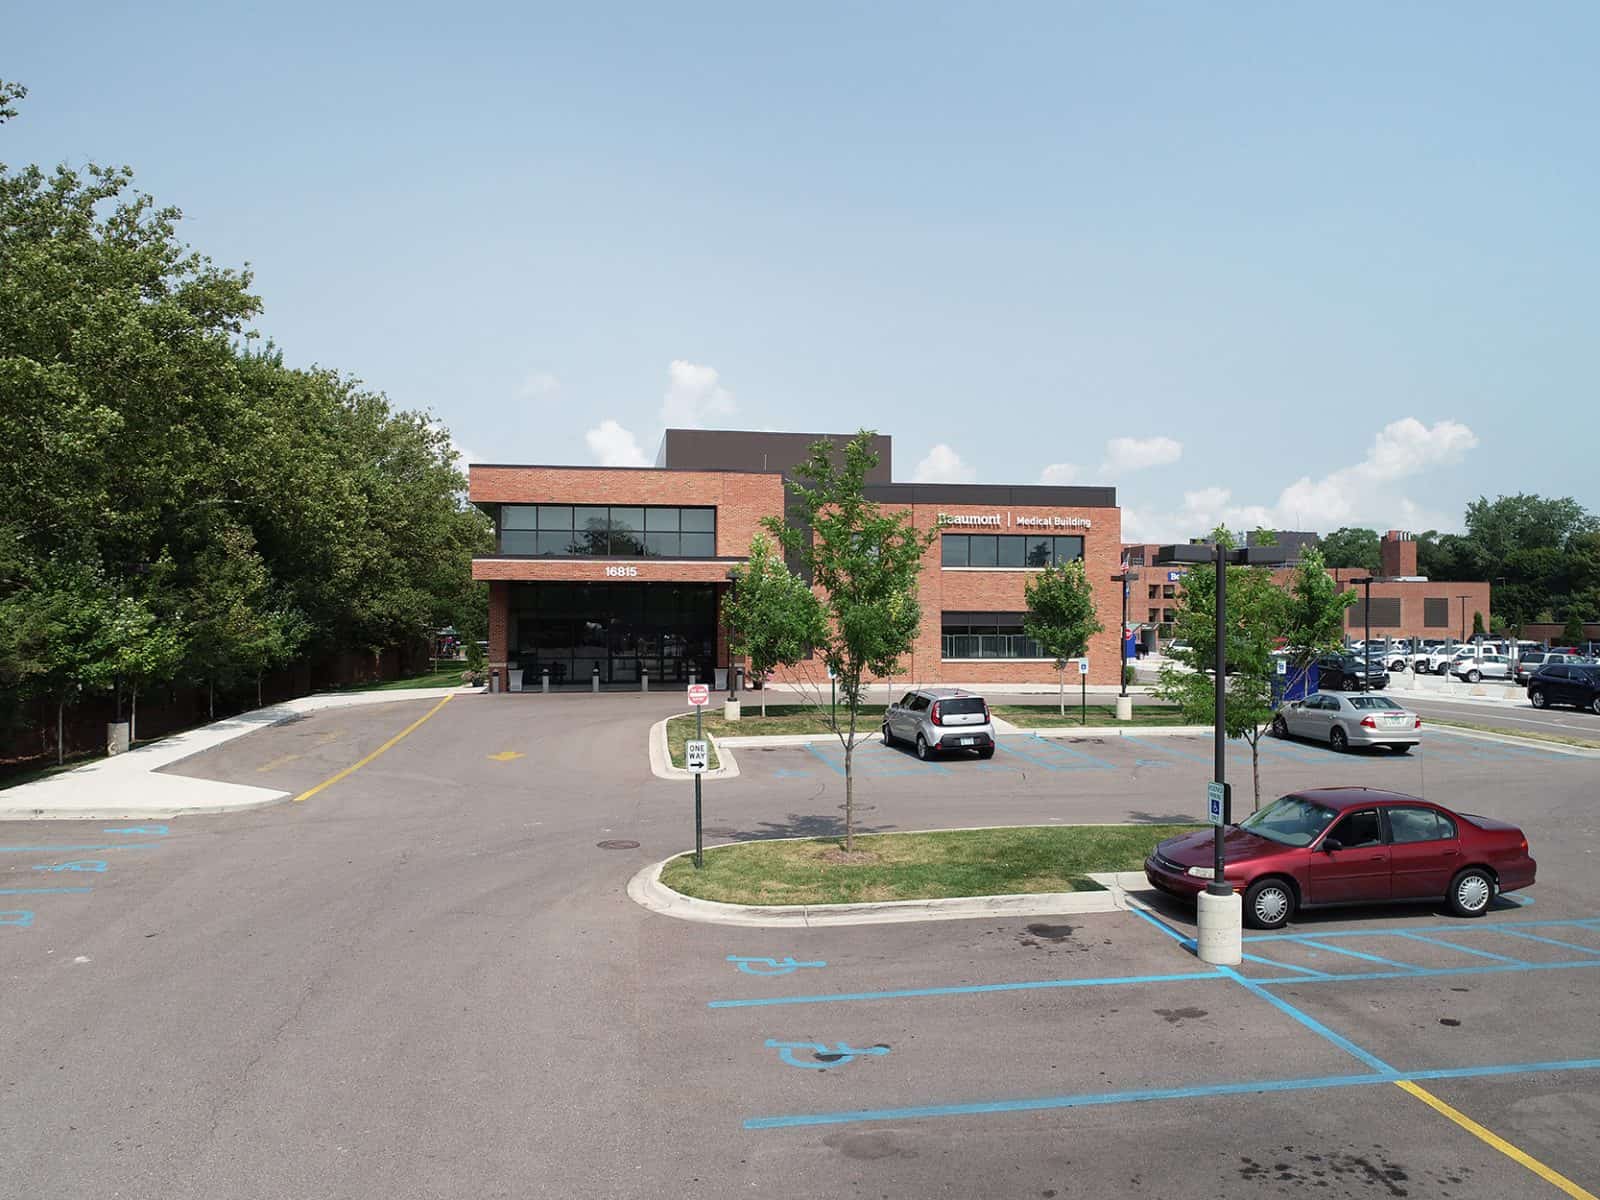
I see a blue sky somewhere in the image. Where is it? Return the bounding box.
[9,2,1597,540]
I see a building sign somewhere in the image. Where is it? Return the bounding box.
[937,512,1093,530]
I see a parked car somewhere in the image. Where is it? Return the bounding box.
[882,687,995,759]
[1527,664,1600,715]
[1272,692,1420,752]
[1451,653,1513,683]
[1416,645,1485,676]
[1314,653,1389,691]
[1144,787,1537,929]
[1514,651,1550,684]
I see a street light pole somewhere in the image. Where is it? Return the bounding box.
[1195,537,1240,966]
[1352,577,1374,692]
[1457,594,1470,642]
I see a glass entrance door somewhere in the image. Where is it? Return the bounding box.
[509,582,717,686]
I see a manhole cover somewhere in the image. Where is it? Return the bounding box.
[596,839,640,850]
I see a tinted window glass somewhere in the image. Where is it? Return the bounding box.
[1239,795,1338,847]
[501,530,539,554]
[942,535,969,567]
[1388,807,1446,844]
[1026,537,1053,567]
[1328,809,1383,848]
[680,532,716,557]
[537,505,573,530]
[538,531,577,555]
[939,697,987,715]
[1054,536,1084,563]
[1544,665,1569,680]
[645,508,680,532]
[681,507,715,532]
[899,693,916,707]
[502,505,539,530]
[968,536,998,568]
[909,695,930,712]
[644,531,679,557]
[1349,697,1402,709]
[997,536,1025,568]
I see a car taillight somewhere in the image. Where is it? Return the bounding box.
[1414,717,1422,729]
[1360,716,1377,729]
[931,702,943,725]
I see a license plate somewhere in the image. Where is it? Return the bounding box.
[961,737,975,745]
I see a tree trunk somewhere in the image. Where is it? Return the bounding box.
[1251,735,1262,811]
[843,740,855,852]
[131,689,138,745]
[1059,665,1066,716]
[57,700,65,766]
[257,671,263,709]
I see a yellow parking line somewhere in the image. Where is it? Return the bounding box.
[1395,1080,1597,1200]
[292,694,454,804]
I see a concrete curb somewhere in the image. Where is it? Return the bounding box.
[0,686,480,820]
[648,714,741,782]
[627,856,1133,927]
[1429,724,1600,759]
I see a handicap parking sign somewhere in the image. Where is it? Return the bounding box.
[1207,781,1226,826]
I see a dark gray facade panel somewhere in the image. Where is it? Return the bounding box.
[1423,597,1450,628]
[1349,597,1403,626]
[863,483,1117,508]
[659,429,892,481]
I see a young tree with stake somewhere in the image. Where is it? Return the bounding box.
[1023,559,1104,716]
[766,432,933,852]
[724,532,826,718]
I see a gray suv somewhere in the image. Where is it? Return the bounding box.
[882,688,995,760]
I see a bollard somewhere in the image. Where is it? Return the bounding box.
[591,666,600,694]
[542,670,550,694]
[490,668,500,694]
[641,669,649,693]
[735,666,745,695]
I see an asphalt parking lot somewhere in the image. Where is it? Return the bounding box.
[2,692,1596,1199]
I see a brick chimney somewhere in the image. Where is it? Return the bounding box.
[1381,530,1416,578]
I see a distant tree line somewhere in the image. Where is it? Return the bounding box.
[1319,495,1600,631]
[0,82,490,759]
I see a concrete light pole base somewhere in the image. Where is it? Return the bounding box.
[1195,890,1243,964]
[1115,695,1133,721]
[723,698,741,722]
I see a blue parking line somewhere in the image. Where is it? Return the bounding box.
[1241,952,1329,978]
[1220,962,1396,1073]
[1250,958,1600,986]
[1494,928,1600,955]
[863,744,952,775]
[1245,915,1600,942]
[1025,735,1117,770]
[707,969,1226,1009]
[0,887,94,895]
[989,740,1074,772]
[1393,931,1526,964]
[1126,901,1198,951]
[0,842,163,854]
[802,744,845,776]
[1427,729,1564,761]
[1293,939,1417,968]
[742,1056,1600,1130]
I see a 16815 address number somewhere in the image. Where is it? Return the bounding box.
[604,564,640,577]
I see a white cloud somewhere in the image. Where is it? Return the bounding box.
[912,444,977,483]
[660,360,736,428]
[1120,418,1476,543]
[521,371,561,399]
[1039,462,1080,485]
[584,418,651,467]
[1103,435,1183,473]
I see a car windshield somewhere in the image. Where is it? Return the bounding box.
[1239,795,1338,847]
[1348,696,1402,710]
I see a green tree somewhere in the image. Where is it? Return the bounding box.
[1562,613,1586,647]
[1155,563,1288,811]
[1022,559,1104,716]
[725,531,826,718]
[767,431,933,850]
[1319,527,1381,573]
[1472,611,1486,638]
[1279,549,1356,697]
[92,594,185,743]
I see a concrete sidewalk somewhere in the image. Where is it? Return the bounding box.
[0,687,479,821]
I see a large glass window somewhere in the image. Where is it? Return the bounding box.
[941,612,1047,659]
[942,534,1084,568]
[508,582,718,685]
[498,505,717,557]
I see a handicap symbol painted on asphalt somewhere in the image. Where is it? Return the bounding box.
[33,860,108,873]
[1,910,34,928]
[103,824,168,836]
[727,955,827,976]
[765,1039,891,1070]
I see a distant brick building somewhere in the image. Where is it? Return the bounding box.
[470,431,1126,687]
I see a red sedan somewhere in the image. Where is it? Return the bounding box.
[1144,787,1536,930]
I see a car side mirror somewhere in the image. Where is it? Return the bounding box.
[1322,838,1344,853]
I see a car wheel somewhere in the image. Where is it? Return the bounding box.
[1330,726,1348,752]
[881,721,895,747]
[1271,715,1288,738]
[1393,743,1412,755]
[915,734,930,761]
[1530,689,1547,708]
[1435,664,1449,676]
[1244,878,1296,930]
[1447,868,1495,918]
[1465,669,1481,683]
[978,746,995,760]
[1591,695,1600,716]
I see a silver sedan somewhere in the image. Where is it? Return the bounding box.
[1271,692,1421,753]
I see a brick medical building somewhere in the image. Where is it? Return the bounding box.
[470,430,1125,688]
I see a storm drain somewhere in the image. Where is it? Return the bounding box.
[596,839,640,850]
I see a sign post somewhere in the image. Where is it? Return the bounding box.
[687,683,711,867]
[1078,657,1089,725]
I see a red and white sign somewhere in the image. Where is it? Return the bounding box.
[687,683,711,707]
